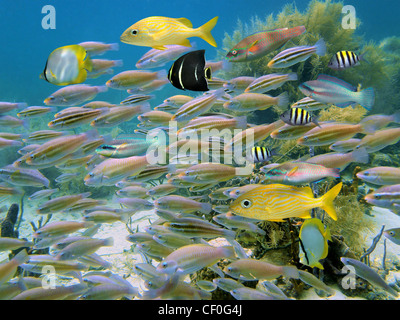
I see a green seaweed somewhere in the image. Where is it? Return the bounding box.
[216,0,392,116]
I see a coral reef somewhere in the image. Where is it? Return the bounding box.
[318,105,367,123]
[216,0,393,118]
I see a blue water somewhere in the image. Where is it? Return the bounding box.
[0,0,398,105]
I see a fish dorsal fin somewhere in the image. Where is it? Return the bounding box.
[286,166,298,177]
[176,17,193,28]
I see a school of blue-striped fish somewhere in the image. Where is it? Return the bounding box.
[1,9,400,302]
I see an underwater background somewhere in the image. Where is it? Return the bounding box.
[0,0,400,301]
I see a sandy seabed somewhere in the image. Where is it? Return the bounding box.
[1,198,400,300]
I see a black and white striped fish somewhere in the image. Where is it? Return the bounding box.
[328,51,365,70]
[280,107,320,127]
[249,146,279,163]
[167,50,212,91]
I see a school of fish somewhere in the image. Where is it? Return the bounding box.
[0,12,399,301]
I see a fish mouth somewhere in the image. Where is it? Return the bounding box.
[229,209,239,216]
[120,33,129,44]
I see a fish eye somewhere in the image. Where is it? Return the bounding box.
[375,195,381,199]
[89,172,94,177]
[389,231,395,236]
[131,29,138,35]
[303,136,308,141]
[231,50,237,56]
[241,199,252,208]
[363,171,369,176]
[162,261,168,268]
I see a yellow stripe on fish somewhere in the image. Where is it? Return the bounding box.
[120,16,218,50]
[229,182,342,221]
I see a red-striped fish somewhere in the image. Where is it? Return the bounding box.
[226,26,306,62]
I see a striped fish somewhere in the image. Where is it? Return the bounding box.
[48,107,105,129]
[267,39,326,69]
[261,161,340,185]
[229,182,342,221]
[364,184,400,213]
[291,97,329,111]
[250,146,278,163]
[171,88,225,122]
[244,73,298,93]
[120,16,218,50]
[328,51,364,70]
[280,107,320,127]
[299,74,375,110]
[226,26,306,62]
[168,50,212,91]
[120,94,153,105]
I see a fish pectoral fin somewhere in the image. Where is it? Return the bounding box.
[286,166,298,177]
[152,45,168,50]
[247,40,259,52]
[263,207,286,222]
[50,70,57,80]
[249,272,257,280]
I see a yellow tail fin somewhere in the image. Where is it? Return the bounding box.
[198,16,218,47]
[320,182,342,221]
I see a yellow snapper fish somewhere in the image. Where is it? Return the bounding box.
[40,45,93,86]
[299,218,331,269]
[120,16,219,50]
[230,182,342,221]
